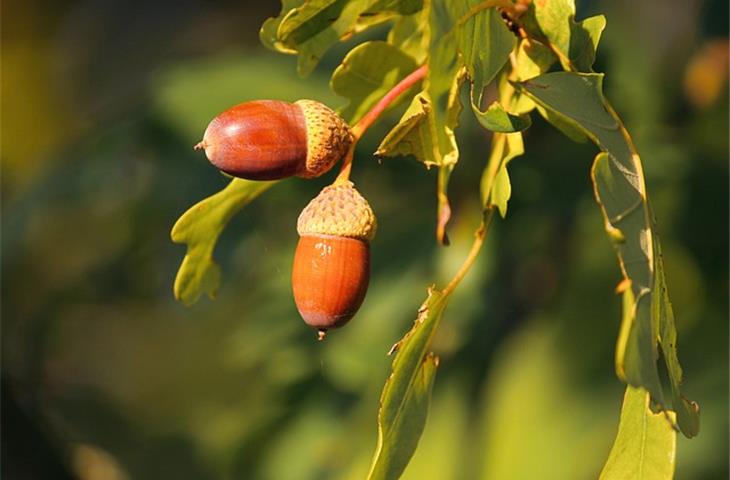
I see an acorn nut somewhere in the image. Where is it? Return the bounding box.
[292,181,376,340]
[196,100,352,180]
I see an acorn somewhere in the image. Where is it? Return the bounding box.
[195,99,352,180]
[292,181,377,340]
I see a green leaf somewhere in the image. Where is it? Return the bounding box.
[367,0,423,14]
[599,386,677,480]
[653,239,701,438]
[261,0,423,76]
[472,101,531,133]
[171,179,277,305]
[260,0,304,54]
[498,39,556,115]
[481,132,524,217]
[512,38,556,81]
[521,0,605,72]
[375,93,438,164]
[367,289,446,480]
[534,103,589,143]
[518,72,699,437]
[570,15,606,72]
[331,41,419,124]
[387,6,430,63]
[455,3,516,107]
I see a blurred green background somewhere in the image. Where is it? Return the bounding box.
[2,1,728,479]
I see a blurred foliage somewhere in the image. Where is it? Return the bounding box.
[1,1,727,479]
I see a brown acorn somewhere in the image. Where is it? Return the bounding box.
[292,181,377,340]
[195,99,352,180]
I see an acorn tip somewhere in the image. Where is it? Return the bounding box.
[194,140,206,150]
[317,329,327,341]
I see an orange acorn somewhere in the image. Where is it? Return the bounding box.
[195,100,352,180]
[292,181,377,340]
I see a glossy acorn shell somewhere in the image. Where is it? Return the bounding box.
[291,233,370,332]
[200,100,308,180]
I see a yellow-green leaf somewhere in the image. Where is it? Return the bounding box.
[171,179,278,305]
[472,101,531,133]
[331,41,419,124]
[481,132,524,217]
[387,5,430,63]
[599,386,677,480]
[367,289,445,480]
[521,0,605,72]
[375,93,437,164]
[261,0,423,76]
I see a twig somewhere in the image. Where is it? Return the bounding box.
[335,65,428,183]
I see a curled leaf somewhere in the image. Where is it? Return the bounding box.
[518,72,699,437]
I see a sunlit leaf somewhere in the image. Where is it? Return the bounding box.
[518,72,699,437]
[376,55,464,244]
[569,15,606,72]
[499,39,556,115]
[331,41,419,124]
[521,0,605,72]
[171,179,278,305]
[261,0,424,76]
[455,2,516,107]
[481,132,524,217]
[260,0,304,54]
[375,93,437,164]
[367,0,423,15]
[472,101,531,133]
[367,289,445,480]
[387,5,430,63]
[599,386,677,480]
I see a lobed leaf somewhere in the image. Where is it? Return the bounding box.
[599,386,677,480]
[261,0,425,76]
[498,39,557,115]
[472,101,531,133]
[367,289,445,480]
[387,5,430,63]
[171,179,278,306]
[375,93,439,164]
[481,132,524,217]
[521,0,605,72]
[518,72,699,437]
[454,1,516,107]
[331,41,419,124]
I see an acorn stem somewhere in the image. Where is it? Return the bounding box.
[335,65,428,183]
[334,148,355,184]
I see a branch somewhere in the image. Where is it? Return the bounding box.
[335,65,428,183]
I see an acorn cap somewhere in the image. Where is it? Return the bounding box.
[297,181,377,242]
[295,100,353,178]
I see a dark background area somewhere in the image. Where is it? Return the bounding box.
[2,1,728,478]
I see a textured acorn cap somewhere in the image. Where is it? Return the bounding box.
[297,181,377,242]
[295,100,353,178]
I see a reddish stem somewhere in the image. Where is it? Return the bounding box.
[351,65,428,140]
[336,65,428,184]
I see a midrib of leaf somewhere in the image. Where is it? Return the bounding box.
[638,400,647,479]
